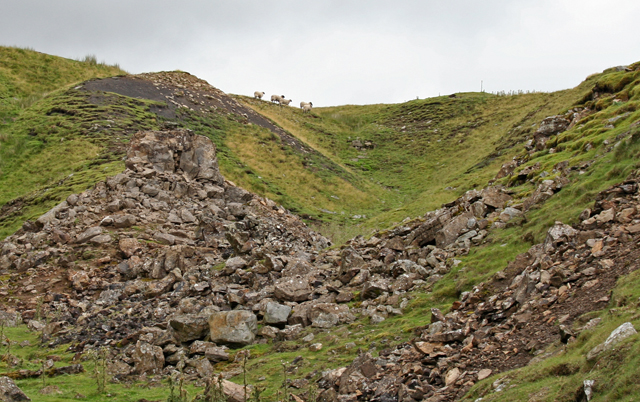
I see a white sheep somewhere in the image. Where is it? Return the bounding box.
[271,94,285,104]
[280,98,293,106]
[254,91,265,99]
[300,101,313,109]
[302,104,313,113]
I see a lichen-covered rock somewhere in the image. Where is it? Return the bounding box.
[0,376,30,401]
[169,314,210,342]
[208,310,257,346]
[587,322,637,361]
[274,276,312,302]
[132,341,164,375]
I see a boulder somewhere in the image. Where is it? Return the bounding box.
[264,302,292,326]
[208,310,257,346]
[338,353,377,394]
[205,346,230,362]
[544,222,578,252]
[435,212,474,248]
[0,376,30,401]
[75,226,104,243]
[536,115,570,137]
[220,379,249,402]
[119,238,142,257]
[169,314,210,342]
[362,280,389,300]
[274,277,312,302]
[132,341,164,375]
[113,214,137,228]
[309,303,352,328]
[481,187,512,209]
[587,322,637,361]
[406,215,445,247]
[288,303,313,327]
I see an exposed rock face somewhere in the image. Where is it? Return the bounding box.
[532,115,571,150]
[126,130,224,185]
[208,310,258,346]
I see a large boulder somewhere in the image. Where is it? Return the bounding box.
[587,322,637,361]
[0,376,30,401]
[169,314,210,342]
[208,311,257,346]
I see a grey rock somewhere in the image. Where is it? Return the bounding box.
[169,314,210,342]
[587,322,637,361]
[309,303,352,328]
[75,226,104,243]
[264,302,292,326]
[209,310,258,346]
[0,376,30,401]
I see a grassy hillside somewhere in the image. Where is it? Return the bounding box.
[237,85,590,234]
[2,48,640,400]
[0,46,637,248]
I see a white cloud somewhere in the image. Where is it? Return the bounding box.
[1,0,639,105]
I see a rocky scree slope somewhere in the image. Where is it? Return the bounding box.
[0,130,331,377]
[1,122,639,401]
[313,176,640,401]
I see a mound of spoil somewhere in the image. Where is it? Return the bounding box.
[81,71,318,155]
[0,129,330,354]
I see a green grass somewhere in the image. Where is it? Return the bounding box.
[0,325,201,401]
[0,88,163,238]
[237,85,591,236]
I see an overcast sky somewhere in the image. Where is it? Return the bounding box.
[2,0,639,106]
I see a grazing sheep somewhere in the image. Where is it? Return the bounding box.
[254,91,265,99]
[302,104,313,113]
[280,98,293,106]
[271,94,285,104]
[300,101,313,109]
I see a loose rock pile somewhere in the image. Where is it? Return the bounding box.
[314,175,640,401]
[1,124,639,401]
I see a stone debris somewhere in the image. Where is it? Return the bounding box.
[0,111,639,400]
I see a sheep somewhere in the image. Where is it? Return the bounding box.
[302,104,313,113]
[300,101,313,109]
[271,94,285,104]
[254,91,265,99]
[280,98,293,106]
